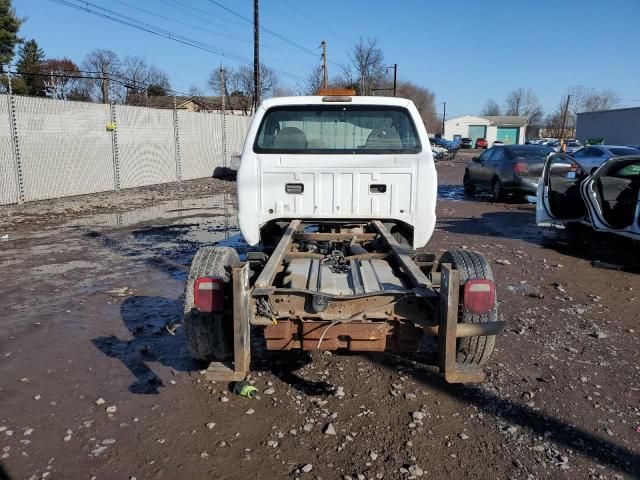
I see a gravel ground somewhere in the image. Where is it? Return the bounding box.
[0,150,638,480]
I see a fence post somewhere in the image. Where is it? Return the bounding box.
[6,70,25,203]
[219,65,228,170]
[173,95,182,181]
[110,102,121,192]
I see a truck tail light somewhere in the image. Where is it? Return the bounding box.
[463,279,496,314]
[513,162,529,175]
[194,277,225,313]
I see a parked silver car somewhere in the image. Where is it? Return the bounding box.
[537,153,640,240]
[571,145,640,174]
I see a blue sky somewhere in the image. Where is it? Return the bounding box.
[13,0,640,117]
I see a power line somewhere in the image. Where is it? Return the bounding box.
[154,0,312,59]
[111,0,252,44]
[280,0,351,42]
[49,0,306,81]
[207,0,339,67]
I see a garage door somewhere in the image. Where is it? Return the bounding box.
[496,127,519,144]
[468,125,487,143]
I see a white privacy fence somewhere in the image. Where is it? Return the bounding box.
[0,94,252,205]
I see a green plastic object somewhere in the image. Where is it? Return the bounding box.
[232,381,258,398]
[586,137,605,145]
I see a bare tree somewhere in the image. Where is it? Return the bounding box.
[343,37,385,95]
[208,64,279,113]
[304,64,324,95]
[394,80,439,133]
[480,99,501,116]
[42,58,80,100]
[504,87,543,136]
[81,49,121,103]
[120,56,170,103]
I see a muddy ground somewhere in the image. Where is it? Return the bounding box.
[0,150,639,480]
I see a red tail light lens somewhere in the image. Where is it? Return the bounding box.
[194,277,225,313]
[513,162,529,175]
[463,279,496,314]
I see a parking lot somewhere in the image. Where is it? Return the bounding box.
[1,149,639,480]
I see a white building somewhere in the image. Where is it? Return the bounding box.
[444,115,527,145]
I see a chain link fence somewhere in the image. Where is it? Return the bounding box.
[0,93,252,205]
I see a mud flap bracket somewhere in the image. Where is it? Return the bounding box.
[206,262,251,382]
[438,263,486,383]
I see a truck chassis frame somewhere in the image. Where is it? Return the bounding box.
[205,220,504,384]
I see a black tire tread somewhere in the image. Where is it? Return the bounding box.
[439,250,497,366]
[184,247,239,361]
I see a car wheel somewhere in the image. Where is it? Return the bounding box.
[183,246,239,362]
[438,250,497,365]
[491,178,503,202]
[463,171,475,195]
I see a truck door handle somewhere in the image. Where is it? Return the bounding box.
[285,183,304,194]
[370,184,387,193]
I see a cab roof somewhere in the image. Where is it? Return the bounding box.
[259,95,414,110]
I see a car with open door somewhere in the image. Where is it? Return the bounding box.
[537,153,640,240]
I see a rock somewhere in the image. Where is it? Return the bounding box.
[369,451,378,461]
[289,429,298,436]
[200,452,209,458]
[94,397,106,405]
[105,406,117,413]
[412,411,425,421]
[23,428,33,436]
[245,409,255,415]
[301,464,313,473]
[33,395,41,401]
[303,423,314,432]
[91,446,108,457]
[408,465,424,477]
[495,259,511,265]
[63,434,72,442]
[102,438,116,445]
[334,387,345,398]
[591,331,607,339]
[263,387,275,395]
[458,433,469,440]
[266,440,278,448]
[220,397,229,403]
[323,423,337,435]
[206,422,216,429]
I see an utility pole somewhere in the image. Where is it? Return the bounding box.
[320,41,328,90]
[219,65,226,113]
[442,101,446,135]
[101,65,109,104]
[386,64,397,96]
[559,94,571,144]
[253,0,260,113]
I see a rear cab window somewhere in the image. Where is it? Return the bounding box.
[254,105,421,154]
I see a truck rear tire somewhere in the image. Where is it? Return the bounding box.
[439,250,497,366]
[184,246,239,362]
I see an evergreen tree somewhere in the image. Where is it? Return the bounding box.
[16,39,45,95]
[0,0,22,67]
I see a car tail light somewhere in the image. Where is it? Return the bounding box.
[463,279,496,314]
[194,277,225,313]
[513,162,529,175]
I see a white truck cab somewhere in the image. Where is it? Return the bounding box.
[237,94,437,248]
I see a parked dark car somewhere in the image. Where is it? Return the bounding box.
[459,137,473,149]
[475,138,488,149]
[463,144,553,201]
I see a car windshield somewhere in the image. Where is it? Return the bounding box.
[254,105,421,154]
[509,146,552,162]
[609,147,640,156]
